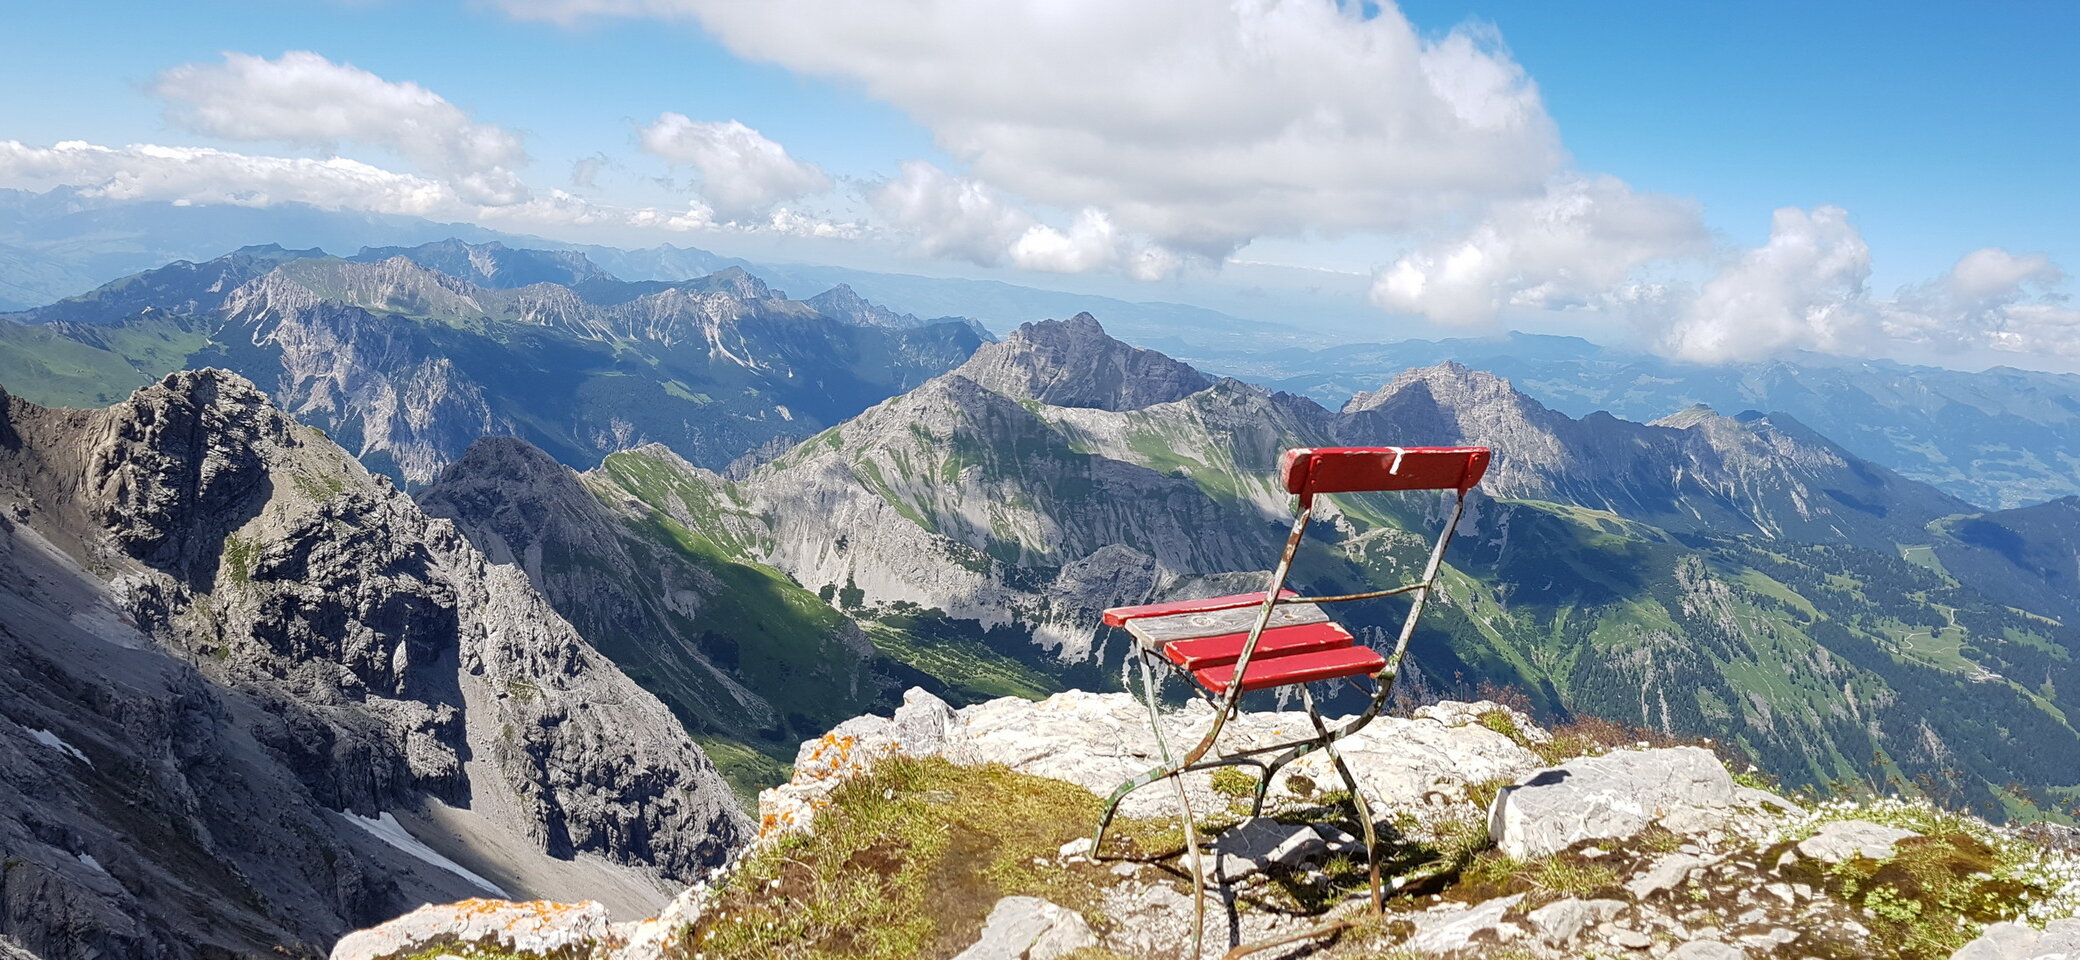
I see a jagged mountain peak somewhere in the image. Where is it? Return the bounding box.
[699,265,774,300]
[350,238,610,289]
[1342,361,1546,417]
[951,312,1211,411]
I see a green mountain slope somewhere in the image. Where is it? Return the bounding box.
[602,317,2080,818]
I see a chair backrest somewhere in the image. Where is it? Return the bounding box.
[1278,446,1491,505]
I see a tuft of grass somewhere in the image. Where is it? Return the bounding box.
[1210,767,1259,800]
[1475,710,1532,748]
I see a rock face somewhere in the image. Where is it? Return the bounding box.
[953,313,1212,411]
[417,436,886,785]
[1486,746,1778,859]
[0,371,748,959]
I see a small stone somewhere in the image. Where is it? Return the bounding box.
[1058,837,1093,861]
[1612,928,1654,950]
[1526,897,1626,946]
[1668,941,1743,960]
[1764,882,1795,905]
[1210,816,1328,878]
[950,896,1098,960]
[1626,853,1710,900]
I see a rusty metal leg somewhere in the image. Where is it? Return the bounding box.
[1302,685,1382,914]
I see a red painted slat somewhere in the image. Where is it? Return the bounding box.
[1101,589,1297,628]
[1277,446,1491,497]
[1192,645,1386,695]
[1162,621,1353,671]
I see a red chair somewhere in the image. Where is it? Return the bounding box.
[1091,446,1491,924]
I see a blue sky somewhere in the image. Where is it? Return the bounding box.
[1,1,2074,366]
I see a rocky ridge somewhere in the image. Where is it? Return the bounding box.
[0,371,748,958]
[332,690,2080,960]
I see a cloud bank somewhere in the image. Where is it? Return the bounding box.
[155,51,530,205]
[638,114,831,220]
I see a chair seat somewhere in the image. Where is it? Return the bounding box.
[1101,589,1297,628]
[1192,644,1387,695]
[1161,621,1354,671]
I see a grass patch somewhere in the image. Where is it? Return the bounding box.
[683,756,1175,960]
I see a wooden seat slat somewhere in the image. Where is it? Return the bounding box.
[1161,621,1353,671]
[1123,602,1330,648]
[1101,590,1297,628]
[1191,645,1386,695]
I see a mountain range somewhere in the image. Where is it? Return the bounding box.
[6,233,2080,955]
[0,239,983,486]
[413,309,2080,818]
[1210,333,2080,510]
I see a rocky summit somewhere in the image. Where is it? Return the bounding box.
[329,690,2080,960]
[0,372,747,958]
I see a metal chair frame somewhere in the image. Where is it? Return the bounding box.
[1090,446,1487,940]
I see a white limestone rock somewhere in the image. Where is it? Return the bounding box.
[1794,819,1919,865]
[1487,747,1758,859]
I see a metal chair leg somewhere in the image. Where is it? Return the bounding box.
[1303,685,1383,914]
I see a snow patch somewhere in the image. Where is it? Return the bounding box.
[28,728,89,765]
[76,853,105,874]
[336,810,509,896]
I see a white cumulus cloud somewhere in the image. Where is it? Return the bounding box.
[868,161,1176,277]
[154,51,529,205]
[490,0,1562,257]
[1370,175,1707,326]
[637,114,831,220]
[1662,206,1875,362]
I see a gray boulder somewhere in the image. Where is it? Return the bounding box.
[950,896,1098,960]
[1488,746,1750,859]
[1949,918,2080,960]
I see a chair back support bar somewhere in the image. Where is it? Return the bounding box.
[1279,446,1491,507]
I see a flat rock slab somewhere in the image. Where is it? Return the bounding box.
[329,898,617,960]
[1796,819,1918,865]
[1403,894,1525,955]
[951,896,1097,960]
[1948,918,2080,960]
[1488,746,1750,859]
